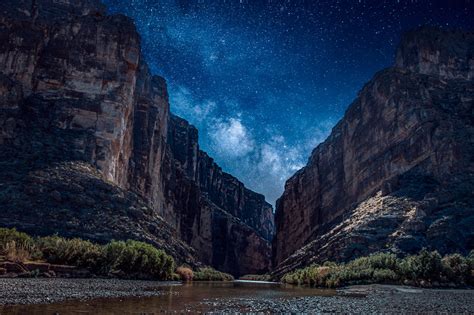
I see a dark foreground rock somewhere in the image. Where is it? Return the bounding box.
[0,160,198,266]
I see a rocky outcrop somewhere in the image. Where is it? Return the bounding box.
[273,28,474,276]
[0,0,273,275]
[163,115,274,275]
[168,115,274,242]
[0,160,198,266]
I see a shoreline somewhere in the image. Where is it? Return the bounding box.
[1,279,473,313]
[0,278,179,306]
[1,278,473,305]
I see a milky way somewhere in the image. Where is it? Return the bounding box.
[103,0,474,206]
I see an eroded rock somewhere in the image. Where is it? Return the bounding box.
[273,28,474,276]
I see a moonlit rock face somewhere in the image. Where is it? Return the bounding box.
[396,27,474,80]
[102,1,474,209]
[0,0,273,276]
[272,28,474,276]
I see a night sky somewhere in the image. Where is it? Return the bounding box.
[103,0,474,206]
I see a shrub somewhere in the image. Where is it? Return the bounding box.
[171,273,181,281]
[239,274,271,281]
[442,254,470,283]
[0,228,40,262]
[36,236,104,271]
[176,266,194,281]
[468,250,474,269]
[350,253,399,270]
[281,249,473,288]
[399,249,443,282]
[193,267,234,281]
[0,228,176,280]
[372,268,399,282]
[103,240,175,280]
[325,264,374,286]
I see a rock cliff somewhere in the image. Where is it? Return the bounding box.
[164,115,274,275]
[0,0,273,275]
[273,28,474,276]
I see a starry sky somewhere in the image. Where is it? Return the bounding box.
[103,0,474,207]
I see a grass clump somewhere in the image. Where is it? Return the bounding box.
[0,227,176,280]
[239,274,271,281]
[193,267,234,281]
[281,250,474,288]
[36,236,103,271]
[176,266,194,281]
[0,228,40,262]
[103,240,175,280]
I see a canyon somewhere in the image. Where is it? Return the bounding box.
[0,0,273,276]
[0,0,472,280]
[273,27,474,277]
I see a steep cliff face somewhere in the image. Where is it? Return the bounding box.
[273,28,474,276]
[168,115,274,242]
[0,0,141,187]
[164,115,274,275]
[0,0,195,264]
[0,0,273,275]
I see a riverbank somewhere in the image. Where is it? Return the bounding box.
[208,285,474,313]
[0,278,177,305]
[1,279,473,314]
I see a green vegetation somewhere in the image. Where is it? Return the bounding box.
[0,228,235,282]
[103,240,175,280]
[239,274,271,281]
[193,267,234,281]
[0,228,40,262]
[0,227,175,280]
[36,236,103,271]
[281,250,474,288]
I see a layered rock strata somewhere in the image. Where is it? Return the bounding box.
[273,28,474,276]
[0,0,273,275]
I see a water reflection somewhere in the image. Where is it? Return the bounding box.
[2,281,336,314]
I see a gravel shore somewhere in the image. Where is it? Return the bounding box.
[0,278,176,305]
[205,285,474,314]
[1,279,473,314]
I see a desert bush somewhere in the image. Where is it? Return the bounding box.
[442,254,470,283]
[4,240,32,262]
[239,274,271,281]
[171,273,181,281]
[176,266,194,281]
[0,228,33,249]
[0,228,40,262]
[468,250,474,269]
[0,228,176,280]
[103,240,175,280]
[325,265,374,286]
[372,268,399,282]
[281,250,473,288]
[349,253,399,270]
[193,267,234,281]
[36,235,103,271]
[399,249,443,282]
[322,253,400,287]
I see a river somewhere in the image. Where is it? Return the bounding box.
[1,279,473,314]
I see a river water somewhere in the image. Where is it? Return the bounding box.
[2,279,474,314]
[2,280,335,314]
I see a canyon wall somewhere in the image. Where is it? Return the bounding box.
[0,0,273,275]
[273,28,474,276]
[164,115,274,275]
